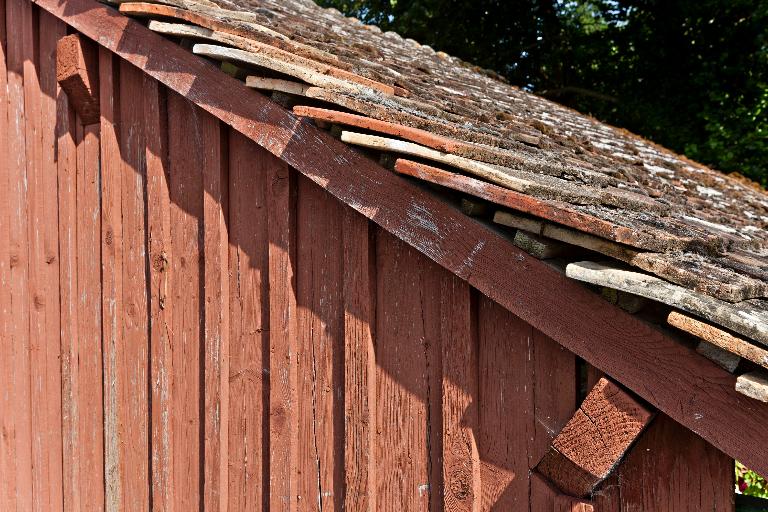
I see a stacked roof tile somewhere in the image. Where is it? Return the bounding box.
[116,0,768,375]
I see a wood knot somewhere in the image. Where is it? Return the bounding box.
[33,294,45,309]
[9,254,20,268]
[448,468,472,500]
[152,252,167,272]
[104,228,113,246]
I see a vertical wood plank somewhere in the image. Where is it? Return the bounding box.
[441,276,480,512]
[167,91,204,510]
[530,330,578,468]
[116,59,150,511]
[477,296,534,509]
[618,414,734,512]
[76,121,105,512]
[375,230,441,512]
[34,11,66,511]
[531,473,594,512]
[590,473,620,512]
[0,0,15,507]
[268,153,298,512]
[144,75,173,512]
[99,47,122,512]
[342,210,376,511]
[202,113,228,512]
[22,10,47,505]
[5,0,34,507]
[227,131,269,512]
[295,177,346,512]
[57,50,80,512]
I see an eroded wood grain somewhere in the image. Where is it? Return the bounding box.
[267,148,298,512]
[295,177,346,510]
[441,275,480,511]
[168,91,204,509]
[375,229,441,511]
[33,10,65,511]
[202,106,229,512]
[228,130,268,511]
[342,210,377,511]
[144,73,174,512]
[477,297,532,509]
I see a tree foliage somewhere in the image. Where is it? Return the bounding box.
[315,0,768,186]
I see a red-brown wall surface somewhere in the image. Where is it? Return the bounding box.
[0,1,735,510]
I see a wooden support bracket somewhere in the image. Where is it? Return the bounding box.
[535,377,654,498]
[56,34,100,124]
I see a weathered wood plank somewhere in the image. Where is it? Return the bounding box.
[342,210,376,511]
[246,75,311,96]
[530,473,594,512]
[142,19,397,96]
[477,297,532,509]
[618,414,733,511]
[294,105,550,172]
[565,261,768,346]
[56,33,99,124]
[76,120,105,512]
[736,371,768,403]
[119,1,342,66]
[513,230,568,259]
[56,51,81,512]
[168,91,204,509]
[201,107,229,512]
[144,73,174,512]
[0,0,13,505]
[667,311,768,370]
[267,150,298,512]
[228,130,269,511]
[441,275,480,511]
[33,10,65,511]
[99,46,122,512]
[33,0,768,475]
[392,159,687,253]
[375,229,441,511]
[536,378,654,498]
[530,330,579,468]
[341,132,661,213]
[497,211,768,303]
[295,177,346,511]
[696,342,741,373]
[116,58,150,511]
[6,0,34,506]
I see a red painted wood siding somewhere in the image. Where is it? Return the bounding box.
[0,4,734,511]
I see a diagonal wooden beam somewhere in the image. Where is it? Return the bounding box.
[536,378,654,498]
[31,0,768,477]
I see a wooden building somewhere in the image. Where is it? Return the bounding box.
[1,0,767,510]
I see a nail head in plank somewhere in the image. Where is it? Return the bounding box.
[56,34,100,124]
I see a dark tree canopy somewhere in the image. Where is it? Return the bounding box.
[315,0,768,186]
